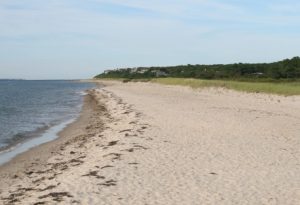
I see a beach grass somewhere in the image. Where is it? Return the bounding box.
[150,78,300,96]
[94,78,125,81]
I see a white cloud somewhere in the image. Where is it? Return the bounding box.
[0,0,299,79]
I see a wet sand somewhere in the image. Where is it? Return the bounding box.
[0,81,300,204]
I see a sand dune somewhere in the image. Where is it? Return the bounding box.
[0,82,299,204]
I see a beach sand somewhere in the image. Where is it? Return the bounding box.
[0,81,300,204]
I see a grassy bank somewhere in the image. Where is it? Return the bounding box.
[150,78,300,96]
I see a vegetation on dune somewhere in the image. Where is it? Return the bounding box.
[151,78,300,96]
[94,57,300,95]
[95,57,300,80]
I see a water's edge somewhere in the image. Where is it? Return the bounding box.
[0,118,76,165]
[0,81,99,166]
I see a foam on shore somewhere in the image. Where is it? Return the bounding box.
[0,118,75,165]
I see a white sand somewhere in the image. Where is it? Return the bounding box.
[0,82,299,204]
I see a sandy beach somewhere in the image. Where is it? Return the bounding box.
[0,81,300,205]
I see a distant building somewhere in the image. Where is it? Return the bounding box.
[103,70,113,74]
[252,72,264,76]
[137,68,148,74]
[152,70,169,77]
[130,68,138,73]
[129,67,148,74]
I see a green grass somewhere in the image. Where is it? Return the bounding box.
[150,78,300,96]
[93,78,125,81]
[94,78,151,83]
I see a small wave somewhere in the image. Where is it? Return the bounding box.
[0,124,51,153]
[0,118,76,165]
[0,143,22,154]
[77,91,88,96]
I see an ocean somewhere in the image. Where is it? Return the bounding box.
[0,80,95,162]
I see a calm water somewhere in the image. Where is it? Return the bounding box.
[0,80,94,151]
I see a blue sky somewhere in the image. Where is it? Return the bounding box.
[0,0,300,79]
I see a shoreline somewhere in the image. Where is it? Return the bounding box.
[0,118,75,165]
[0,81,299,204]
[0,89,100,184]
[0,87,94,167]
[0,84,152,204]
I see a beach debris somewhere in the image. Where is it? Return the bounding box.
[125,133,138,137]
[101,165,114,169]
[32,177,46,184]
[98,179,117,187]
[119,129,132,133]
[38,192,73,202]
[133,144,148,150]
[107,140,118,146]
[128,162,139,165]
[38,185,56,192]
[103,153,122,160]
[69,158,84,166]
[124,148,134,152]
[82,171,105,179]
[25,171,34,176]
[33,202,46,205]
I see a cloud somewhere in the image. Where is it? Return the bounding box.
[0,0,300,79]
[1,0,299,39]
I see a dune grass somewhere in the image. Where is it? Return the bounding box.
[93,78,125,81]
[151,78,300,96]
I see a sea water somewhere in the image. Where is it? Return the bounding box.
[0,80,95,164]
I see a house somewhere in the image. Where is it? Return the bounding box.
[130,68,138,73]
[137,68,148,74]
[152,70,169,77]
[103,70,113,74]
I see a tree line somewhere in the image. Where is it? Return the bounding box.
[94,57,300,80]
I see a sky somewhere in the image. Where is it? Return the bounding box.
[0,0,300,79]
